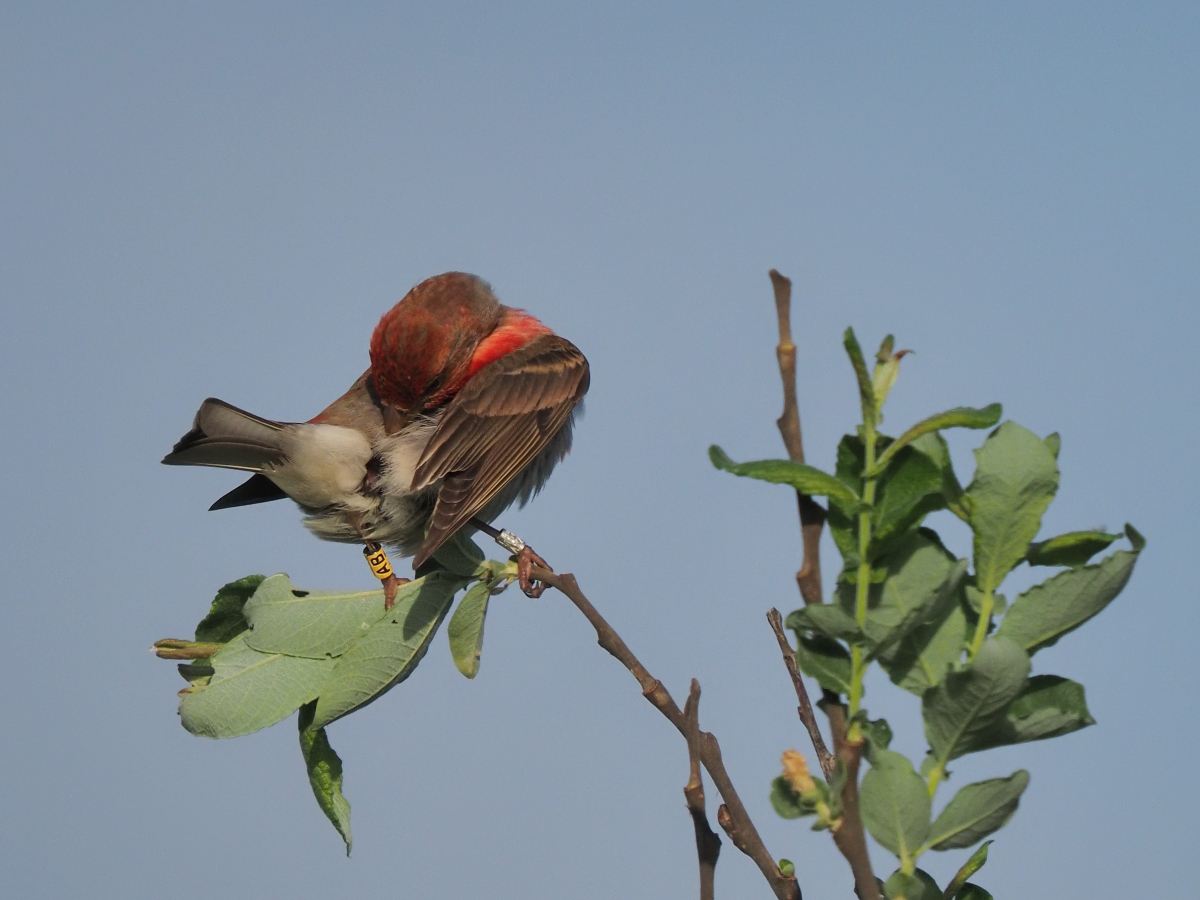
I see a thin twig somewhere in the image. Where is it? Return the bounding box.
[531,565,801,900]
[683,680,722,900]
[768,270,881,900]
[769,269,827,608]
[766,609,835,779]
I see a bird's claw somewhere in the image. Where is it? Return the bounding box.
[383,574,411,610]
[515,545,551,598]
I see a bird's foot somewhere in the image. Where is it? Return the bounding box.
[466,518,552,598]
[515,545,551,598]
[382,573,411,611]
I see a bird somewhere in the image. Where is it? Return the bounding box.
[163,272,590,604]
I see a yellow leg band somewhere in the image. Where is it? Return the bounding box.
[363,542,394,580]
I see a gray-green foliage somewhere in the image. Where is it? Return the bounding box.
[922,637,1031,765]
[448,581,491,679]
[963,422,1060,595]
[713,327,1142,895]
[883,867,941,900]
[925,772,1028,851]
[860,750,930,864]
[298,701,352,855]
[943,842,992,898]
[161,538,519,851]
[180,632,337,738]
[997,536,1141,653]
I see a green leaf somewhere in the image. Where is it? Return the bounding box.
[875,405,1003,472]
[790,631,852,694]
[909,432,965,517]
[860,750,931,861]
[954,884,992,900]
[963,422,1060,593]
[310,571,466,728]
[448,581,490,679]
[859,715,894,764]
[1026,530,1120,568]
[770,775,809,819]
[844,327,877,425]
[835,432,868,496]
[880,596,968,696]
[914,870,941,899]
[871,448,949,556]
[242,575,391,659]
[997,547,1140,653]
[298,702,352,855]
[837,531,967,655]
[827,435,869,575]
[943,841,991,899]
[1044,432,1061,458]
[969,675,1095,752]
[194,575,266,643]
[885,870,940,900]
[1125,522,1146,551]
[926,771,1029,850]
[827,434,951,573]
[179,633,335,738]
[866,717,894,751]
[432,530,488,577]
[923,637,1030,764]
[788,604,867,644]
[709,446,860,505]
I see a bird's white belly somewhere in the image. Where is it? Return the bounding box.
[265,423,373,509]
[295,418,440,553]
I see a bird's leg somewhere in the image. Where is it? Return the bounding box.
[363,542,409,610]
[348,512,409,610]
[469,517,551,598]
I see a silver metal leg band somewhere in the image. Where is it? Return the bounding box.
[496,529,526,556]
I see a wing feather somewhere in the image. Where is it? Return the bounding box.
[411,334,588,565]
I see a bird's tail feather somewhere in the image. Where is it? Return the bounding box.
[162,398,288,472]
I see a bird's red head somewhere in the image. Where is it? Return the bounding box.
[369,272,551,412]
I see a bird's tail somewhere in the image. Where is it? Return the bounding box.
[162,398,288,472]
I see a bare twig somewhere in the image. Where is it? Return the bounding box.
[683,680,722,900]
[768,270,881,900]
[531,565,801,900]
[766,609,834,779]
[769,269,827,608]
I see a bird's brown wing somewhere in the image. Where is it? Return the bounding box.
[410,333,589,566]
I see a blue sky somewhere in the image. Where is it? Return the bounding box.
[1,3,1196,898]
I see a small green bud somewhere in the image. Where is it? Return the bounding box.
[871,346,912,415]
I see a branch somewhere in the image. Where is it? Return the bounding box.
[683,680,722,900]
[768,270,881,900]
[824,703,878,900]
[532,565,801,900]
[769,269,827,608]
[765,609,835,779]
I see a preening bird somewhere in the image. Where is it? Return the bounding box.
[163,272,590,602]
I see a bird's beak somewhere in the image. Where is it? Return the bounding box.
[382,404,410,435]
